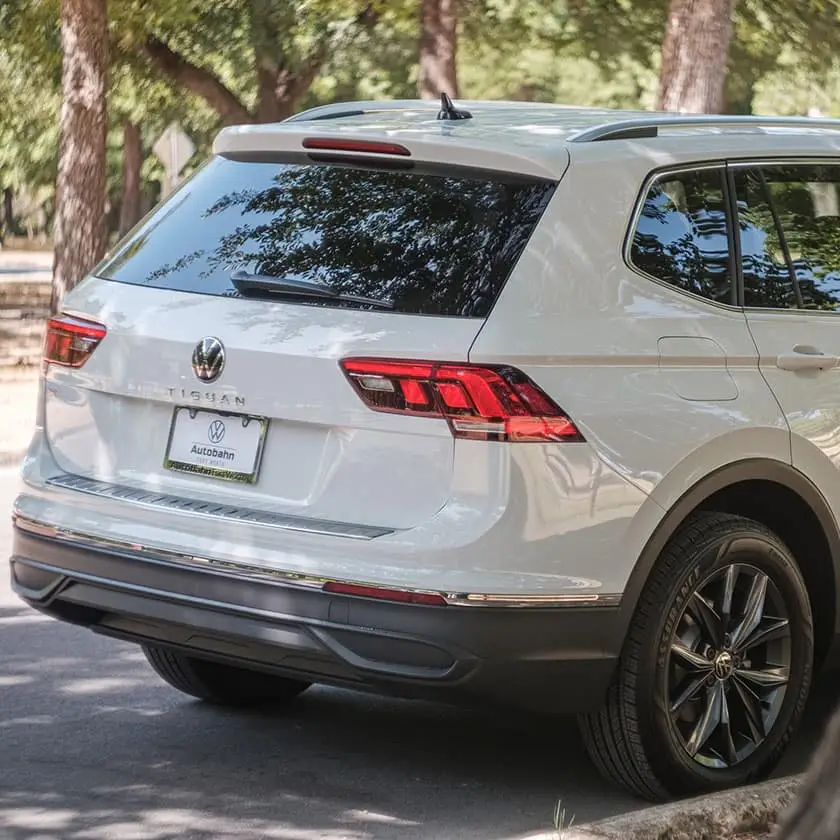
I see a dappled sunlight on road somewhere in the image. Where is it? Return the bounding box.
[0,789,419,840]
[0,588,638,840]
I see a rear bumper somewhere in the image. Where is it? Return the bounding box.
[10,522,621,714]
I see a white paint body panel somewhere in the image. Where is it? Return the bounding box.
[745,307,840,525]
[18,427,648,596]
[23,103,840,600]
[51,281,475,530]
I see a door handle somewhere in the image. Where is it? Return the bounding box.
[776,345,840,371]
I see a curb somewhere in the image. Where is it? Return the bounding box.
[521,776,801,840]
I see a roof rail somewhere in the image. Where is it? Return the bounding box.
[285,100,439,123]
[568,114,840,142]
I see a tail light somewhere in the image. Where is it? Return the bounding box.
[302,138,411,156]
[340,358,584,443]
[43,315,107,368]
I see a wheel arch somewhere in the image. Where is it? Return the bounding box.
[616,458,840,668]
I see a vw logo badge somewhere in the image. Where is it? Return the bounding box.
[713,651,734,681]
[208,420,226,445]
[192,337,225,383]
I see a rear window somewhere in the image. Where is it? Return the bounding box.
[98,156,555,318]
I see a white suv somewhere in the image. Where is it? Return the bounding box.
[11,98,840,801]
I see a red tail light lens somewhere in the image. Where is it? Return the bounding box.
[302,138,411,156]
[340,359,584,443]
[323,581,447,606]
[43,315,107,368]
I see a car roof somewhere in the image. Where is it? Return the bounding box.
[214,100,840,180]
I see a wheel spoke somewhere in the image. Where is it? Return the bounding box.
[688,591,724,649]
[671,641,715,671]
[686,681,724,757]
[720,564,738,628]
[734,666,788,690]
[731,677,766,744]
[670,673,708,714]
[719,687,739,766]
[731,571,769,650]
[734,617,790,654]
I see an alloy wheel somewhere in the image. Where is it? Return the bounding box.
[667,562,792,769]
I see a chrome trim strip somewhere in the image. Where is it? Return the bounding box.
[46,473,394,541]
[457,592,622,607]
[13,514,621,609]
[569,114,840,143]
[727,157,840,169]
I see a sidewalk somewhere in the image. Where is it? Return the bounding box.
[0,374,39,466]
[0,249,52,274]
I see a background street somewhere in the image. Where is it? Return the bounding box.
[0,464,837,840]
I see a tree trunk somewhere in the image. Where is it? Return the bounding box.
[118,119,142,238]
[776,699,840,840]
[418,0,459,100]
[256,66,285,123]
[52,0,109,313]
[1,188,12,241]
[656,0,738,113]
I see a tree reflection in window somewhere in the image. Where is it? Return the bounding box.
[631,168,732,305]
[98,157,555,319]
[736,166,840,312]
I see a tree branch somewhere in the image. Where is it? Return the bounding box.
[142,35,254,126]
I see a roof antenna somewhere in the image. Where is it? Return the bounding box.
[437,92,472,121]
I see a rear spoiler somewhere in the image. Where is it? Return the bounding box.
[213,124,567,182]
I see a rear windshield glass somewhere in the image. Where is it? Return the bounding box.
[98,156,555,318]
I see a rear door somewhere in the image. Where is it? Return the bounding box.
[734,160,840,516]
[47,147,556,529]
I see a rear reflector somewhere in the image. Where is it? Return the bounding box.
[323,581,447,606]
[302,137,411,156]
[43,315,107,368]
[340,359,584,443]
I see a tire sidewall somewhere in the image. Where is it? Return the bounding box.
[639,523,813,796]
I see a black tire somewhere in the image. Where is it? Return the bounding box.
[579,511,813,801]
[142,645,312,707]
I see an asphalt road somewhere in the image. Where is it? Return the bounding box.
[0,465,837,840]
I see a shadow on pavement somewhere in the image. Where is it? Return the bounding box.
[0,599,836,840]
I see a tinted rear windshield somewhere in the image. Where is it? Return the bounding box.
[98,156,555,318]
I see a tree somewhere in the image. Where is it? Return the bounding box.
[418,0,458,98]
[52,0,108,312]
[0,32,61,241]
[119,1,382,125]
[657,0,739,113]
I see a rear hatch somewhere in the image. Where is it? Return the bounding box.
[45,135,556,529]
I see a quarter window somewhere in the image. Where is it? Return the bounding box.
[734,165,840,311]
[630,168,732,305]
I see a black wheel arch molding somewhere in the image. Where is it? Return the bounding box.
[615,458,840,665]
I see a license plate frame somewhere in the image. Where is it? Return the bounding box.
[163,407,269,484]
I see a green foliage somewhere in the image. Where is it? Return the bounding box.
[0,45,60,192]
[4,0,840,241]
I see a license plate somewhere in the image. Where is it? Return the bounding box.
[164,408,268,483]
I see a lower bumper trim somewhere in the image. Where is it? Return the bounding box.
[11,513,622,608]
[10,524,623,713]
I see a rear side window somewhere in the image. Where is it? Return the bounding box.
[734,165,840,311]
[630,168,732,305]
[98,156,556,318]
